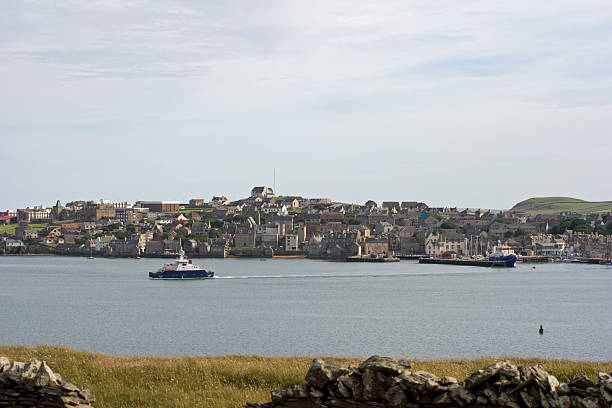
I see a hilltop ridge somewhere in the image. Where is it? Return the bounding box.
[511,197,612,215]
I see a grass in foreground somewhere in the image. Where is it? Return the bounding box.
[1,345,610,408]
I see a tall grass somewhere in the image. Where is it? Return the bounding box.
[1,345,610,408]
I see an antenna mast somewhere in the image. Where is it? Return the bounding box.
[273,168,276,194]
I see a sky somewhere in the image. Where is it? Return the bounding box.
[1,0,611,210]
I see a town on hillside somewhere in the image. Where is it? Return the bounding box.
[1,186,611,261]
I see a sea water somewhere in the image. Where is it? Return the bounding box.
[0,256,610,360]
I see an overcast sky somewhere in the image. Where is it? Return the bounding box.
[1,0,611,210]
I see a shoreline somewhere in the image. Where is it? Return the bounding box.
[0,253,311,260]
[2,253,611,266]
[2,343,611,364]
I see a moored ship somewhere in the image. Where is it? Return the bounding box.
[488,245,517,267]
[149,249,214,279]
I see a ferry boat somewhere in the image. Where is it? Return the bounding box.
[488,245,517,267]
[149,249,214,280]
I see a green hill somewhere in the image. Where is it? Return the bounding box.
[511,197,612,215]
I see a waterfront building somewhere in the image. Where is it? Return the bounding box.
[284,234,298,251]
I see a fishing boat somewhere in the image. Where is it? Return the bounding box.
[488,245,517,267]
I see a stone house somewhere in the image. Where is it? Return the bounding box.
[295,225,307,244]
[91,235,115,251]
[401,201,428,211]
[266,215,294,235]
[192,221,211,235]
[320,212,344,223]
[175,214,189,222]
[40,236,65,245]
[183,239,199,255]
[211,196,229,207]
[241,206,261,224]
[173,224,191,236]
[234,229,256,248]
[400,236,424,255]
[213,207,237,220]
[419,214,441,230]
[304,213,321,223]
[306,198,332,205]
[42,227,62,238]
[210,238,229,258]
[82,222,97,231]
[347,224,370,238]
[129,233,150,252]
[61,223,83,234]
[62,233,83,244]
[281,198,301,208]
[363,200,377,211]
[375,222,394,234]
[251,186,274,199]
[163,240,181,254]
[14,225,38,240]
[325,232,361,258]
[260,203,288,215]
[194,242,211,256]
[398,226,417,238]
[382,202,400,212]
[458,218,490,235]
[363,237,389,256]
[109,239,141,257]
[256,225,280,248]
[189,212,202,221]
[189,199,206,207]
[145,240,164,256]
[307,232,362,258]
[368,208,390,225]
[425,231,468,256]
[80,206,116,221]
[306,222,344,241]
[284,234,299,251]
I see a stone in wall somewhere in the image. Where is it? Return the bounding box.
[0,357,95,407]
[246,355,612,408]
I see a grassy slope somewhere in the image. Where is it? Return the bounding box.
[0,224,17,235]
[1,345,611,408]
[0,223,61,235]
[511,197,612,215]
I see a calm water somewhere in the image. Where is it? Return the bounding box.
[0,256,610,360]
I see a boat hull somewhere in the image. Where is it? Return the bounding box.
[149,270,214,280]
[488,254,517,267]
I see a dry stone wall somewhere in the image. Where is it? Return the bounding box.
[247,355,612,408]
[0,357,95,408]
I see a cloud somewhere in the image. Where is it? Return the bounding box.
[525,87,612,108]
[0,0,611,209]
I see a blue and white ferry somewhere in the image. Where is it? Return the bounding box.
[149,249,214,279]
[489,245,517,267]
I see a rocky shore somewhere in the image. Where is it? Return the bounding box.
[0,357,95,407]
[247,356,612,408]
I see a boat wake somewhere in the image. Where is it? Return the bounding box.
[213,271,483,280]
